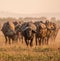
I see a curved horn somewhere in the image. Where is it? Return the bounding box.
[22,27,29,32]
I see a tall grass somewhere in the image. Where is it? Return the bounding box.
[0,46,60,61]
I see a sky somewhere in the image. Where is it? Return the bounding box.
[0,0,60,14]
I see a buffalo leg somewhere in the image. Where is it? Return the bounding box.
[25,38,28,46]
[30,38,33,47]
[9,38,10,44]
[46,37,49,45]
[35,37,38,46]
[42,38,45,45]
[21,36,23,43]
[39,38,41,45]
[5,36,7,44]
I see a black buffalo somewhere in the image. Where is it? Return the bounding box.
[1,21,18,44]
[16,22,36,46]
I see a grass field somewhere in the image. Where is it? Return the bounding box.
[0,30,60,61]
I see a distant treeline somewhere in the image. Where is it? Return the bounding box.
[0,17,60,25]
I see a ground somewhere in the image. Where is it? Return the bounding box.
[0,30,60,61]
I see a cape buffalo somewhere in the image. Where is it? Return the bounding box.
[1,21,18,44]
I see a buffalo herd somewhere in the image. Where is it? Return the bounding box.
[1,20,60,47]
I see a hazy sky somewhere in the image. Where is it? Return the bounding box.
[0,0,60,14]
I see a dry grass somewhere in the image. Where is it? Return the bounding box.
[0,30,60,61]
[0,46,60,61]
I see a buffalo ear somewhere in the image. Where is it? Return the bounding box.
[32,30,36,33]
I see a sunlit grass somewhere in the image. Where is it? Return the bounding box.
[0,46,60,61]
